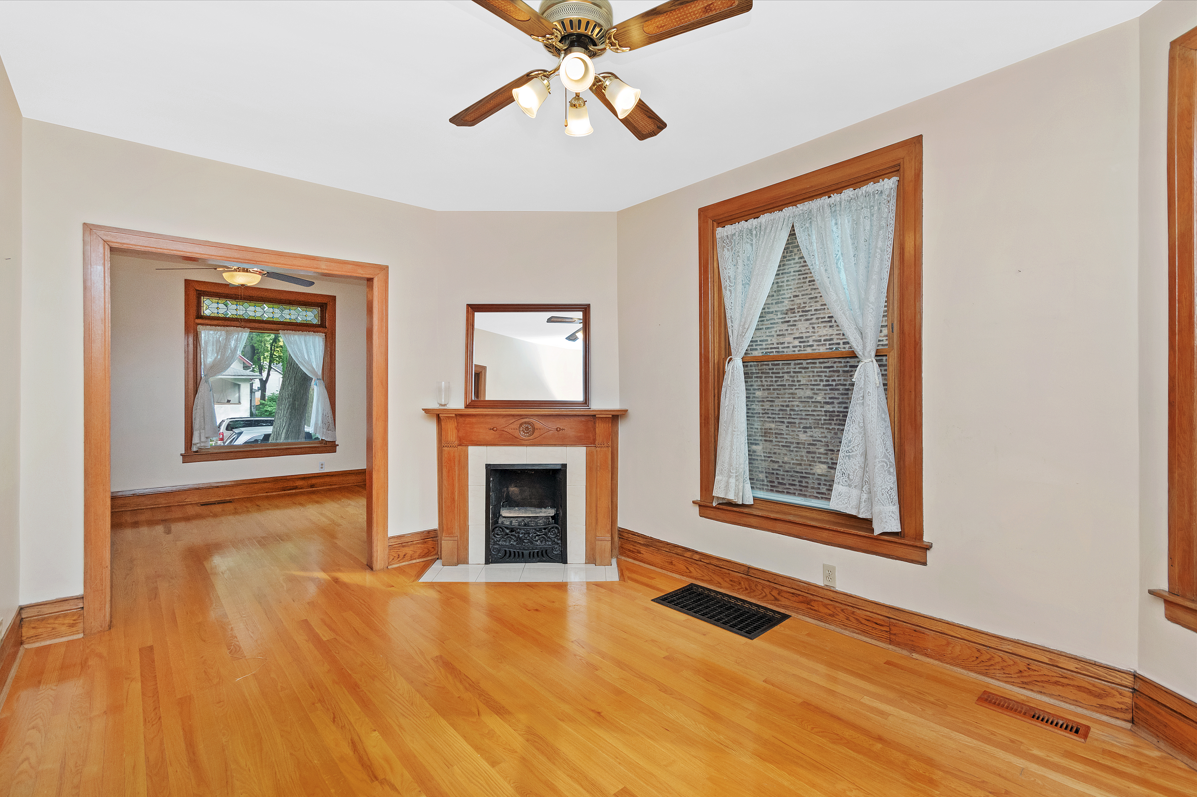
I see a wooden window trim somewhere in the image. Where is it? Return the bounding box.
[1158,26,1197,632]
[182,279,338,463]
[696,137,927,565]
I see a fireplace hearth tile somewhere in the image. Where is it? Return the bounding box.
[417,560,615,584]
[434,564,485,583]
[477,565,526,582]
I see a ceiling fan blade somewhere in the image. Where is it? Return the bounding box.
[451,70,545,127]
[263,271,316,287]
[546,316,583,323]
[472,0,556,40]
[610,0,752,51]
[565,327,583,342]
[591,81,667,141]
[154,267,218,271]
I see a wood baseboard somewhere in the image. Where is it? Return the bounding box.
[111,469,368,512]
[0,609,20,706]
[20,596,84,646]
[388,529,439,568]
[618,528,1134,722]
[1135,675,1197,768]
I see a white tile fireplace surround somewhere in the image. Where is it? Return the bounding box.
[468,446,586,564]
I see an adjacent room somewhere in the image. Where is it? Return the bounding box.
[1,1,1197,794]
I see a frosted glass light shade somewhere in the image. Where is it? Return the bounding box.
[222,269,262,286]
[602,77,640,119]
[512,76,550,118]
[565,98,592,137]
[560,50,595,93]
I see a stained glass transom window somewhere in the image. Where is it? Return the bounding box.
[201,296,320,325]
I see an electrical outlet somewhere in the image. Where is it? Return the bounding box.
[822,564,837,589]
[319,461,326,471]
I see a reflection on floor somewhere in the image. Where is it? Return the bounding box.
[419,560,620,583]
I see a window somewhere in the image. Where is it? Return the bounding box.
[183,280,337,463]
[1157,26,1197,632]
[696,138,926,564]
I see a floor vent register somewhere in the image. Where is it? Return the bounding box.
[652,583,789,640]
[976,690,1091,741]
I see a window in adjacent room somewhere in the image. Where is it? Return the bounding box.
[696,138,926,564]
[183,280,338,463]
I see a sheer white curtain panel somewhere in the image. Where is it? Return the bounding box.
[192,326,250,449]
[280,331,336,441]
[712,207,794,504]
[791,177,901,532]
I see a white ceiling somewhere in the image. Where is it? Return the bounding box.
[0,0,1157,212]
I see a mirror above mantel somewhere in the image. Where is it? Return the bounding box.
[465,304,590,409]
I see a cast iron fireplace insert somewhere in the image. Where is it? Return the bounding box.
[485,464,567,564]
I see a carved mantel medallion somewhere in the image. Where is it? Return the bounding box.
[490,416,566,442]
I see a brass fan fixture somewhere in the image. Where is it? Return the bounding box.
[452,0,753,140]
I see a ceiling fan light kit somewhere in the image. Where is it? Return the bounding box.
[459,0,753,140]
[222,268,264,287]
[565,93,593,137]
[513,74,552,117]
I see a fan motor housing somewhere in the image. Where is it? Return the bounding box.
[538,0,612,55]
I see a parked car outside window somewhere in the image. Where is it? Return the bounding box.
[216,416,273,444]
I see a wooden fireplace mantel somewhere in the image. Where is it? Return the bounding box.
[423,409,627,567]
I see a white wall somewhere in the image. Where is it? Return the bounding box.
[617,22,1143,670]
[0,55,20,635]
[1138,0,1197,703]
[430,211,619,410]
[109,255,367,491]
[473,329,584,401]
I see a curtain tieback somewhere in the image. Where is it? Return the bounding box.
[724,355,741,369]
[853,358,881,387]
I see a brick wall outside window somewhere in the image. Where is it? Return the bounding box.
[744,230,889,503]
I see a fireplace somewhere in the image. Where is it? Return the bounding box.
[486,464,567,564]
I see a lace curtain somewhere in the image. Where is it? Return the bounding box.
[791,177,901,532]
[712,207,794,504]
[192,326,250,449]
[280,331,337,442]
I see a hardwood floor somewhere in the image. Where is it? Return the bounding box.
[1,487,1195,796]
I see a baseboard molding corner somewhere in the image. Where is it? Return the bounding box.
[1134,674,1197,769]
[19,595,85,646]
[388,529,439,568]
[617,527,1134,723]
[111,468,368,512]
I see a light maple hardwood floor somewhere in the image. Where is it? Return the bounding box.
[0,486,1195,796]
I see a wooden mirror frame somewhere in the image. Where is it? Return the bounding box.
[465,303,591,409]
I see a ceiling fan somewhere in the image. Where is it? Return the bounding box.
[547,314,584,341]
[453,0,753,140]
[154,259,316,288]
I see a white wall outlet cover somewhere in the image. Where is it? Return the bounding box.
[822,564,837,589]
[319,461,326,471]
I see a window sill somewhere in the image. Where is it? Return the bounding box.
[693,498,931,565]
[182,441,338,463]
[1149,589,1197,633]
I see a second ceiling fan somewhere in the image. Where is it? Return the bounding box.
[452,0,753,140]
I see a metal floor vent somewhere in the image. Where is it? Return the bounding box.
[652,583,789,640]
[976,691,1091,741]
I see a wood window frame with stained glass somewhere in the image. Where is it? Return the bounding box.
[182,279,337,463]
[695,138,926,564]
